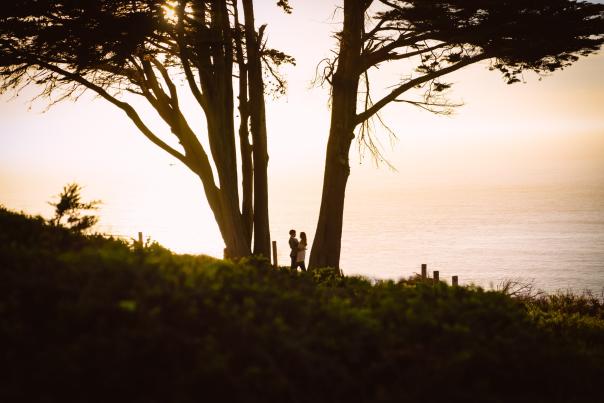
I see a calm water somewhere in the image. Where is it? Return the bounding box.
[272,184,604,294]
[4,182,603,294]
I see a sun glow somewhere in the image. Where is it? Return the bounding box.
[162,1,178,24]
[161,1,195,26]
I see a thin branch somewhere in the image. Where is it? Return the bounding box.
[363,13,387,40]
[141,57,174,110]
[356,69,398,169]
[29,58,190,169]
[365,32,430,60]
[378,0,404,12]
[356,53,488,124]
[149,55,179,108]
[176,0,209,112]
[363,41,450,71]
[394,98,462,115]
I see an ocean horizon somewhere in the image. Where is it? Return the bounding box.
[3,178,603,295]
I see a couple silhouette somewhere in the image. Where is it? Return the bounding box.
[288,229,307,271]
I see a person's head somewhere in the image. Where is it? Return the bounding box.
[289,229,296,237]
[300,232,307,242]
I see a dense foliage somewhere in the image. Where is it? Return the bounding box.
[1,206,602,402]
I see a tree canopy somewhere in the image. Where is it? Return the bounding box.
[0,0,294,258]
[352,0,604,145]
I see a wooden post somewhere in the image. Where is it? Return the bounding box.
[421,264,427,279]
[452,276,459,287]
[272,241,278,268]
[138,231,143,248]
[223,247,228,259]
[433,271,439,284]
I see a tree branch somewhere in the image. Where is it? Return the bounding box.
[176,1,209,113]
[34,61,187,160]
[45,58,221,198]
[141,57,175,110]
[149,56,179,108]
[363,41,450,71]
[355,53,488,124]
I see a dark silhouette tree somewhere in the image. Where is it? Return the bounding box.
[0,0,293,259]
[309,0,604,269]
[49,183,100,233]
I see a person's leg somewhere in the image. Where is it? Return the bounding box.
[299,261,306,272]
[291,255,297,270]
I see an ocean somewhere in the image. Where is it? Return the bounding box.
[270,183,604,294]
[3,179,603,295]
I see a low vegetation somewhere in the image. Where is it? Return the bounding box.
[1,206,602,402]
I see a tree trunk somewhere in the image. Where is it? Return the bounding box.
[198,0,250,259]
[242,0,271,258]
[217,190,253,259]
[191,166,250,259]
[238,89,254,248]
[309,0,364,270]
[204,109,250,259]
[234,4,254,248]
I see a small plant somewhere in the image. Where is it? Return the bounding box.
[496,278,544,301]
[49,182,100,233]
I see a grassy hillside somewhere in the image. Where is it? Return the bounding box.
[1,206,602,403]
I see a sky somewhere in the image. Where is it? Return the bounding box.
[1,0,603,258]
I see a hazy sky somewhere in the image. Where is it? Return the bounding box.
[1,0,603,256]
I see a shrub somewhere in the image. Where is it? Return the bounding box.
[48,183,101,233]
[0,207,602,402]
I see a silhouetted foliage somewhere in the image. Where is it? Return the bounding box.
[353,0,604,123]
[49,183,100,233]
[1,207,602,402]
[276,0,293,14]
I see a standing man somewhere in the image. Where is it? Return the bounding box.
[288,229,299,270]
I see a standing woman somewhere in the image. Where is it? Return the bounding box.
[296,232,308,271]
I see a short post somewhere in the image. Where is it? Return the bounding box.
[452,275,459,287]
[272,241,278,268]
[421,264,427,279]
[138,231,143,248]
[433,270,439,284]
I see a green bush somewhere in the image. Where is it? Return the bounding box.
[1,207,602,402]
